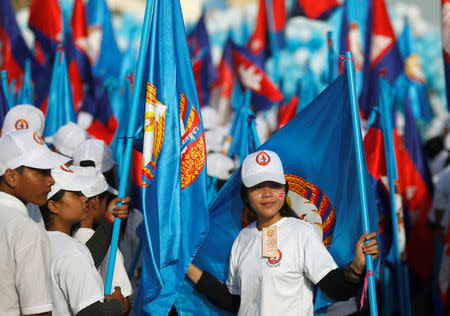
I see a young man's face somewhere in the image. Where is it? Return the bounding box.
[14,167,55,206]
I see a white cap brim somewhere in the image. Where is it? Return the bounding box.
[48,173,98,200]
[242,171,286,188]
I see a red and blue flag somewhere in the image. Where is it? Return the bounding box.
[360,0,403,119]
[188,14,217,108]
[291,0,342,20]
[247,0,286,63]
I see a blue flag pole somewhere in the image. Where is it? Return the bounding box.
[327,31,335,84]
[239,89,252,164]
[344,51,378,316]
[1,71,11,109]
[104,0,155,294]
[378,76,410,316]
[23,59,33,104]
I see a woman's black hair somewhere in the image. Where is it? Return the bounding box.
[39,189,66,229]
[240,182,300,220]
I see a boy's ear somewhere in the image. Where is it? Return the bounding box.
[3,169,19,188]
[88,196,100,210]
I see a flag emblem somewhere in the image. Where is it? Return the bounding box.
[142,83,167,187]
[241,174,336,248]
[180,92,206,189]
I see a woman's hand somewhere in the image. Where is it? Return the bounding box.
[352,232,379,274]
[105,196,131,222]
[186,263,203,285]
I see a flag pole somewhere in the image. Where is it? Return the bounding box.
[345,51,378,316]
[327,31,335,84]
[1,71,11,109]
[378,76,410,316]
[104,0,155,294]
[265,0,280,85]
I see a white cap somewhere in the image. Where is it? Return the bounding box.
[2,104,45,136]
[52,122,90,158]
[70,166,110,198]
[72,139,116,173]
[48,165,99,199]
[0,130,70,176]
[201,107,220,131]
[207,153,235,180]
[241,150,286,188]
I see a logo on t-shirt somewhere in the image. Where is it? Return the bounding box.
[267,249,282,267]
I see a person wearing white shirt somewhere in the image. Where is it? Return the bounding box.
[0,130,70,316]
[39,166,131,315]
[186,150,379,315]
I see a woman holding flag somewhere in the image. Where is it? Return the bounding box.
[187,150,379,315]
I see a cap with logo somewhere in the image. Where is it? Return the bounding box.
[47,165,99,200]
[241,150,286,188]
[1,104,45,136]
[72,166,116,198]
[72,139,117,173]
[51,122,90,158]
[0,130,70,176]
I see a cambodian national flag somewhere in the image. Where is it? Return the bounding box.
[359,0,403,119]
[176,70,379,315]
[396,96,435,284]
[363,109,393,261]
[277,90,299,130]
[230,41,283,112]
[188,14,217,108]
[210,38,235,116]
[86,0,122,80]
[78,78,118,145]
[28,0,63,68]
[443,0,450,111]
[0,0,50,106]
[247,0,286,63]
[291,0,342,20]
[132,0,209,314]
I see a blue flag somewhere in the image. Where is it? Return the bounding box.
[133,0,209,314]
[43,48,76,137]
[176,71,379,315]
[86,0,122,80]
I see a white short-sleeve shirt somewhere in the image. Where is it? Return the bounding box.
[47,231,105,315]
[226,217,338,316]
[73,228,133,297]
[0,192,52,315]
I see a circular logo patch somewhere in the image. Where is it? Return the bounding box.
[256,151,271,166]
[33,132,45,145]
[267,249,282,267]
[15,119,29,130]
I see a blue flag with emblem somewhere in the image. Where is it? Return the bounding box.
[133,0,209,314]
[175,70,379,315]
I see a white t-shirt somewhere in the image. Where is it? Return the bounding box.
[226,217,338,316]
[47,231,105,315]
[73,228,133,297]
[0,192,52,316]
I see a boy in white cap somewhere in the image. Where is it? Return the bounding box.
[0,129,70,315]
[51,122,91,158]
[39,166,131,315]
[73,139,117,187]
[72,167,133,304]
[1,104,45,137]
